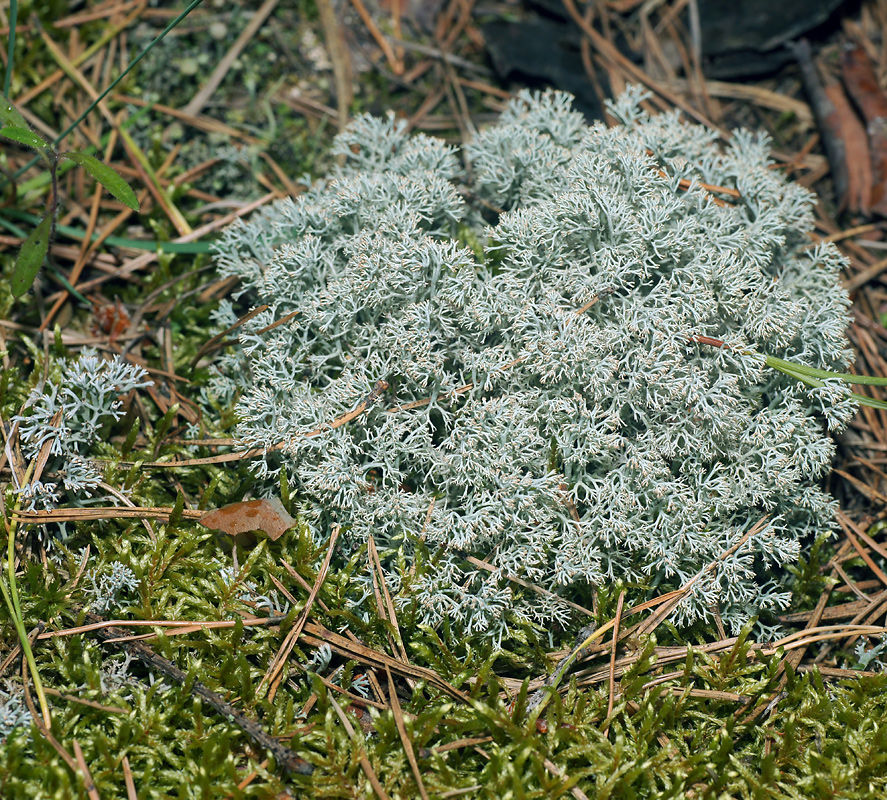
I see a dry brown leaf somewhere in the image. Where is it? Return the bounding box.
[823,81,871,214]
[842,44,887,215]
[199,498,295,542]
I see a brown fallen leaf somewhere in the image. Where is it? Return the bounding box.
[869,116,887,216]
[199,497,295,543]
[842,44,887,215]
[823,81,872,214]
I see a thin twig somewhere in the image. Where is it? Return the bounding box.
[386,666,429,800]
[82,611,314,775]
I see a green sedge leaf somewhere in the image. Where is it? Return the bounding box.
[0,98,28,129]
[765,354,887,386]
[851,392,887,410]
[0,125,48,150]
[768,359,887,410]
[61,152,139,211]
[11,214,52,297]
[767,356,824,386]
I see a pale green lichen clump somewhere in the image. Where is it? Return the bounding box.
[14,349,151,543]
[211,88,853,644]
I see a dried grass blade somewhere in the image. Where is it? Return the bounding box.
[847,593,887,649]
[21,659,77,772]
[837,509,887,561]
[75,192,278,292]
[834,468,887,506]
[42,687,128,715]
[314,672,388,710]
[261,526,340,702]
[188,304,269,370]
[268,573,300,608]
[329,694,391,800]
[15,506,205,524]
[73,739,102,800]
[604,589,625,733]
[36,23,190,238]
[14,6,143,107]
[781,591,882,623]
[762,624,887,654]
[563,0,725,135]
[386,666,429,800]
[348,0,401,74]
[182,0,279,117]
[463,554,595,618]
[543,757,590,800]
[836,510,887,586]
[110,94,261,144]
[30,409,63,485]
[121,755,138,800]
[633,516,767,641]
[318,0,354,130]
[532,517,768,710]
[671,73,814,120]
[368,536,410,664]
[118,127,190,235]
[41,127,122,331]
[300,621,469,703]
[43,618,257,639]
[433,736,493,754]
[279,559,332,613]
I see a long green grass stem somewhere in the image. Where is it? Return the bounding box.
[3,0,17,97]
[2,492,52,727]
[692,335,887,410]
[10,0,205,182]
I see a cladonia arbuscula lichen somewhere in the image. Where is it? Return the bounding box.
[210,88,854,644]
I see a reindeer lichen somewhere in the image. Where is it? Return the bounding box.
[210,88,853,643]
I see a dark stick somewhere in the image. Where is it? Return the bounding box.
[82,612,314,776]
[790,39,850,205]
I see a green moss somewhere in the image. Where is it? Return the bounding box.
[3,431,887,797]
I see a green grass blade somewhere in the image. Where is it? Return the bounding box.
[850,392,887,410]
[3,1,16,97]
[765,354,887,386]
[765,355,887,409]
[1,209,213,253]
[766,360,824,388]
